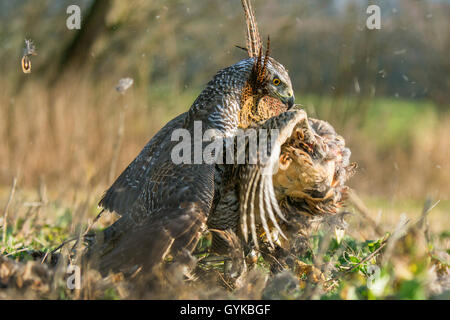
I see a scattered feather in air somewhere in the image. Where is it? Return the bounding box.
[353,77,360,94]
[394,49,406,55]
[21,39,37,74]
[115,78,134,93]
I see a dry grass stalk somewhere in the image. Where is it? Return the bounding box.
[347,189,384,236]
[2,178,17,245]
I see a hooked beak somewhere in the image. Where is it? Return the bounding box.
[282,94,295,109]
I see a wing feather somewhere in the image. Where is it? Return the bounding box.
[99,113,187,215]
[237,109,311,246]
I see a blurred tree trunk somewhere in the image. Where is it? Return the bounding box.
[49,0,112,84]
[45,0,112,146]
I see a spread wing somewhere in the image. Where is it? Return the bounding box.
[99,113,187,215]
[236,109,317,249]
[89,162,215,275]
[89,112,218,274]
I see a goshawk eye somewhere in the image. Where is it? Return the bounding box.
[272,78,281,86]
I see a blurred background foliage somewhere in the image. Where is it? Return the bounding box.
[0,0,448,225]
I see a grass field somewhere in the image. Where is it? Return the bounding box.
[0,186,448,299]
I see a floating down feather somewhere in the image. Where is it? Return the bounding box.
[21,39,37,74]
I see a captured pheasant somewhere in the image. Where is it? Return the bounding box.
[230,108,356,261]
[275,117,355,217]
